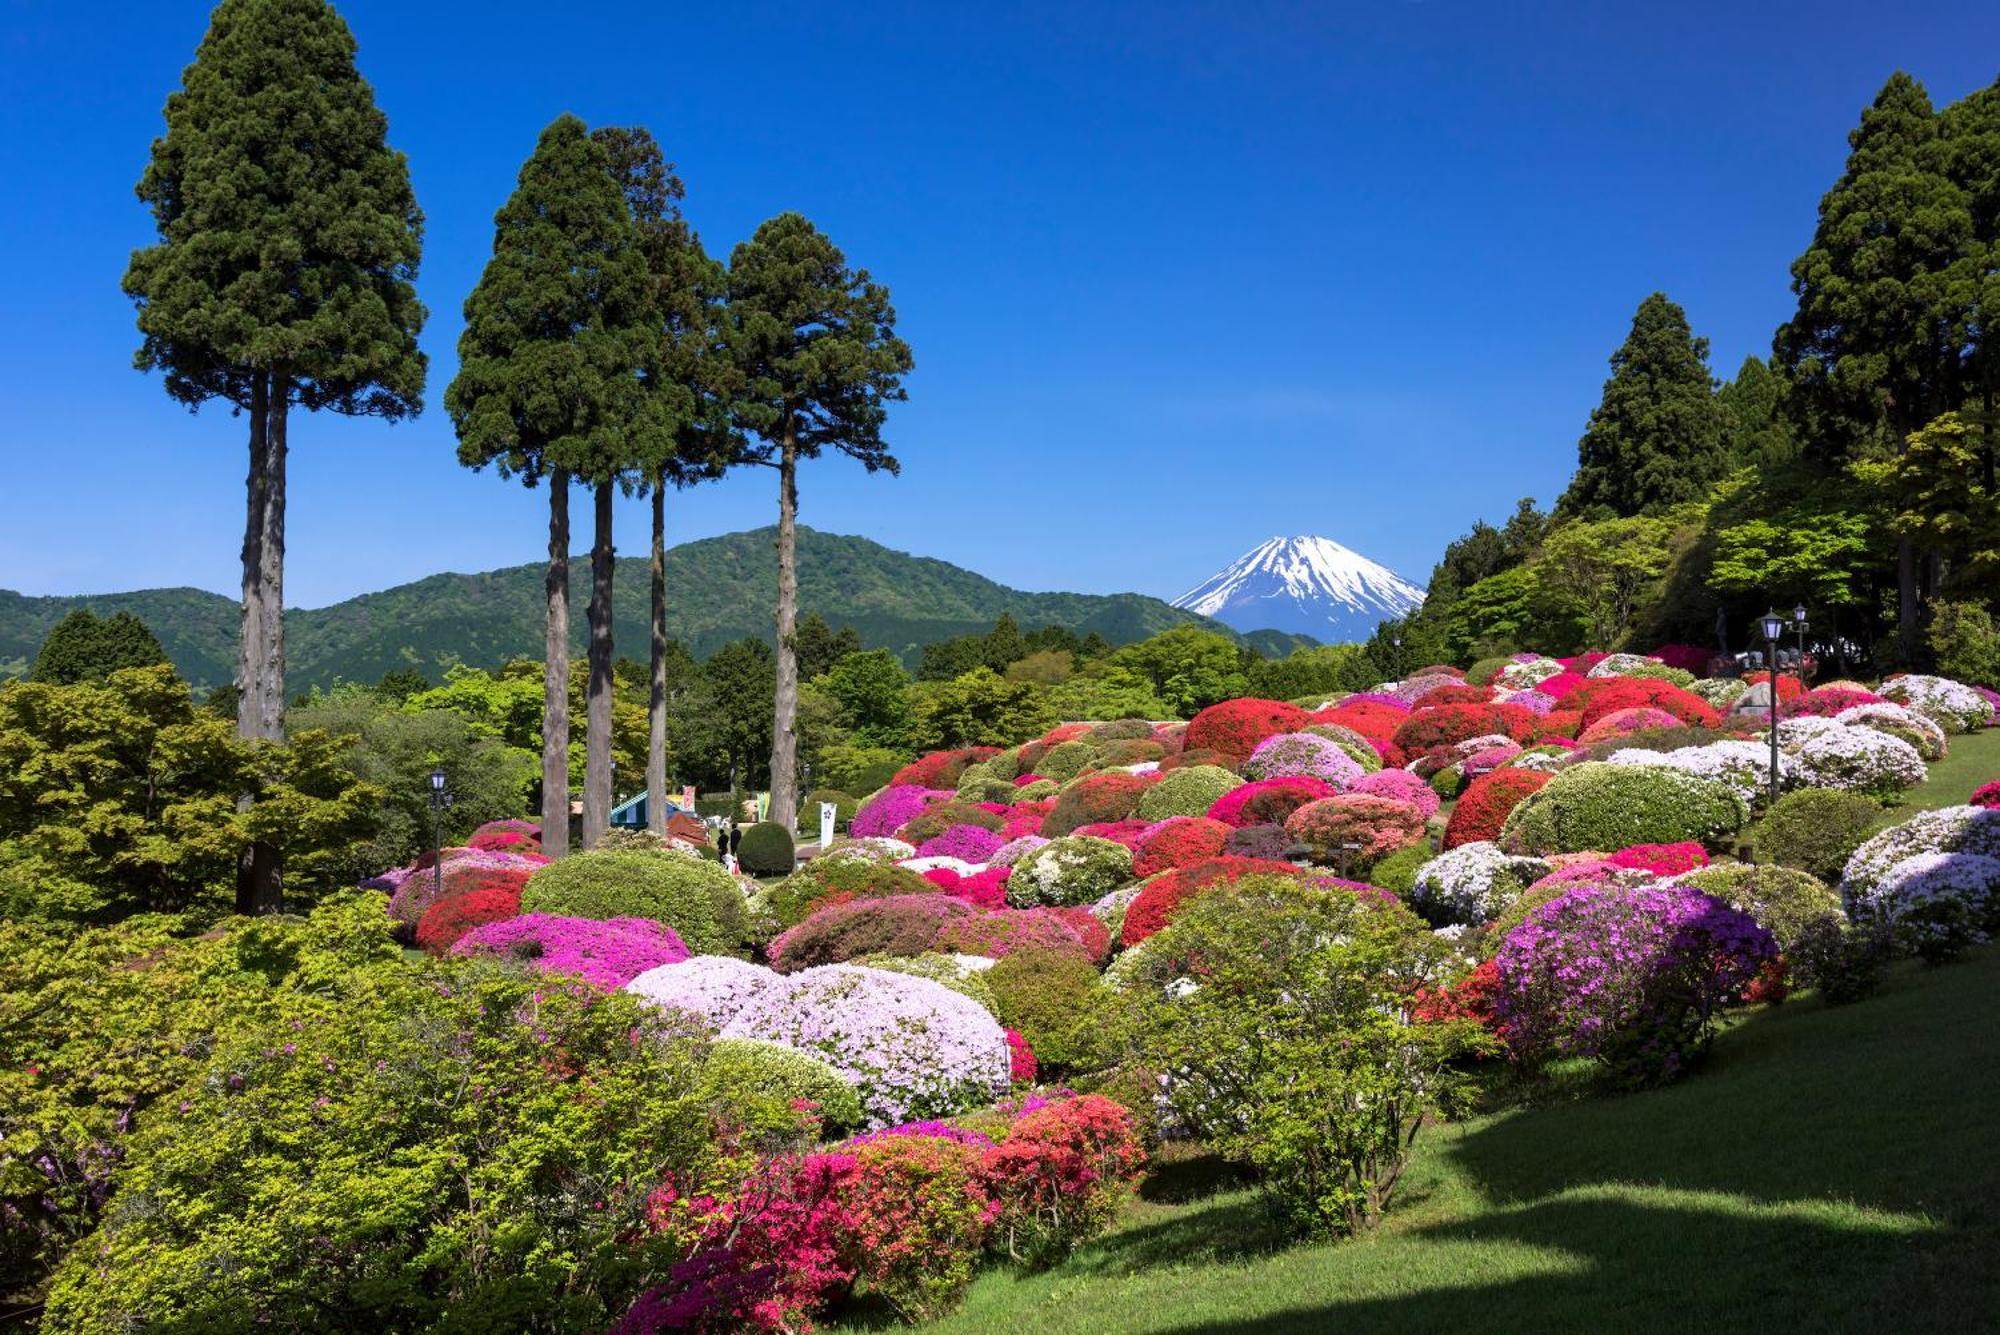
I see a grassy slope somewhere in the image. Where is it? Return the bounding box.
[1888,724,2000,816]
[876,947,1999,1334]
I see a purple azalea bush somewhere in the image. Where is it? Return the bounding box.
[916,824,1007,863]
[850,786,952,839]
[1242,732,1365,787]
[720,963,1011,1127]
[451,914,690,990]
[1494,883,1775,1085]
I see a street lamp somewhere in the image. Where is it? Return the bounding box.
[428,766,454,903]
[1759,611,1786,809]
[1791,604,1809,681]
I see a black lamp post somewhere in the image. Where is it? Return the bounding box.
[1759,611,1786,809]
[428,766,453,902]
[1791,603,1809,681]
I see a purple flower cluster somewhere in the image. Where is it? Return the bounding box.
[451,914,690,990]
[1494,883,1775,1084]
[1242,732,1365,787]
[843,1120,995,1150]
[850,786,952,839]
[1348,768,1441,820]
[916,823,1007,864]
[720,963,1011,1127]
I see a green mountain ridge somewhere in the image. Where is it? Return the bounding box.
[0,527,1307,690]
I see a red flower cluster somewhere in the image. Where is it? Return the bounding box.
[922,865,1012,910]
[1183,698,1309,758]
[1411,957,1507,1042]
[891,747,1001,790]
[1606,842,1708,876]
[1970,781,2000,809]
[1132,816,1231,877]
[1071,819,1151,849]
[1568,678,1719,730]
[413,883,525,953]
[1391,701,1535,754]
[1120,856,1304,946]
[978,1095,1146,1265]
[1043,771,1155,837]
[1005,1029,1038,1083]
[1738,671,1806,702]
[1442,767,1552,848]
[1206,775,1337,828]
[1410,683,1496,709]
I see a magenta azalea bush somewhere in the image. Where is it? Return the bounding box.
[1494,884,1776,1085]
[917,824,1007,863]
[1348,767,1442,820]
[450,914,690,989]
[851,786,952,839]
[720,963,1011,1127]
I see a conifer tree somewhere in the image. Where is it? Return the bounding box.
[124,0,425,911]
[725,214,912,830]
[1556,293,1730,519]
[447,115,652,857]
[29,610,170,685]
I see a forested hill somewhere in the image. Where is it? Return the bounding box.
[0,527,1272,689]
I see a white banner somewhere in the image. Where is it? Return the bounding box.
[819,801,837,850]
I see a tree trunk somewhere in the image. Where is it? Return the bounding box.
[767,426,801,831]
[1896,536,1919,648]
[647,476,669,836]
[582,480,615,848]
[235,370,286,915]
[541,474,572,860]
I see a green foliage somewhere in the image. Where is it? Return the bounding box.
[1717,354,1798,468]
[29,610,169,685]
[908,668,1057,751]
[697,1037,863,1134]
[854,952,1001,1013]
[123,0,425,421]
[1535,516,1678,650]
[1047,667,1173,723]
[1499,762,1748,855]
[1677,863,1845,953]
[520,849,743,954]
[0,666,379,921]
[40,937,713,1331]
[1134,765,1243,821]
[736,820,796,875]
[986,948,1108,1071]
[1707,481,1877,613]
[1925,597,2000,685]
[1368,845,1433,900]
[1246,645,1377,701]
[704,637,776,787]
[821,647,913,747]
[1788,916,1894,1003]
[1104,627,1251,717]
[1754,788,1886,884]
[813,743,904,796]
[1557,293,1732,519]
[1113,879,1485,1238]
[1008,836,1134,907]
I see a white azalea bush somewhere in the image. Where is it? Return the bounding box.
[1604,739,1792,808]
[1410,842,1551,926]
[1879,674,1995,733]
[1841,806,2000,961]
[1834,702,1948,761]
[1791,726,1928,799]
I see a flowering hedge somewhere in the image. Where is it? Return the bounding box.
[1443,768,1552,849]
[1410,842,1550,926]
[1792,726,1928,799]
[768,894,976,972]
[1391,702,1534,754]
[1879,674,1995,732]
[1132,816,1232,877]
[892,747,1002,790]
[1183,698,1309,757]
[851,786,952,840]
[627,954,786,1028]
[934,908,1092,961]
[1567,678,1720,730]
[1975,782,2000,809]
[1606,842,1707,876]
[1833,702,1947,760]
[915,823,1007,864]
[450,914,690,990]
[977,1095,1145,1266]
[520,849,743,957]
[1206,775,1338,828]
[1120,856,1307,946]
[1673,864,1844,953]
[1242,732,1364,786]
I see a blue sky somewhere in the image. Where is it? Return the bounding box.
[3,2,1998,609]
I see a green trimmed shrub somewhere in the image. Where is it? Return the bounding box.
[855,952,1001,1014]
[1754,788,1884,885]
[698,1037,865,1134]
[1620,663,1697,687]
[1481,882,1571,955]
[1089,719,1156,741]
[1465,656,1511,687]
[1014,779,1059,802]
[1498,762,1748,855]
[1039,740,1097,783]
[766,857,936,927]
[954,765,1019,804]
[737,821,796,876]
[1134,765,1243,821]
[985,948,1107,1071]
[519,849,744,954]
[1008,836,1134,907]
[1676,863,1844,952]
[1369,845,1433,900]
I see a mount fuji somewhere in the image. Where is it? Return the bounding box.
[1172,536,1426,644]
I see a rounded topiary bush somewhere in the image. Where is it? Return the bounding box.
[1038,740,1098,783]
[1367,844,1433,899]
[1241,732,1364,786]
[1754,788,1884,884]
[854,952,1001,1013]
[801,789,859,834]
[1304,723,1383,772]
[1008,835,1134,907]
[1443,768,1553,849]
[1283,794,1428,868]
[1183,698,1309,758]
[414,884,524,954]
[851,785,950,839]
[897,799,1007,845]
[1391,702,1533,754]
[697,1037,865,1134]
[892,746,1002,789]
[1206,775,1338,828]
[451,914,690,989]
[984,947,1105,1071]
[519,849,744,954]
[770,893,980,971]
[1133,764,1243,821]
[1675,863,1844,952]
[1410,842,1550,926]
[1044,772,1153,838]
[935,907,1092,962]
[386,857,539,932]
[737,821,797,875]
[1498,762,1748,856]
[626,954,785,1028]
[765,855,936,927]
[1120,857,1315,946]
[1132,816,1232,877]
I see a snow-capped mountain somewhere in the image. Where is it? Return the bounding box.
[1173,536,1426,643]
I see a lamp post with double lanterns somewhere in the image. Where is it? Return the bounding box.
[428,766,454,904]
[1792,604,1809,682]
[1759,611,1786,809]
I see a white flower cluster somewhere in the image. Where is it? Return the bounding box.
[1587,653,1659,678]
[1411,841,1551,926]
[1775,716,1842,750]
[1506,748,1576,773]
[898,855,982,876]
[1791,725,1927,797]
[1841,805,2000,903]
[1604,739,1790,806]
[1847,851,2000,950]
[1496,657,1565,690]
[1834,702,1948,760]
[1879,674,1996,733]
[825,836,917,864]
[1689,677,1749,710]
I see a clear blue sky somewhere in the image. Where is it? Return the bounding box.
[3,2,1997,609]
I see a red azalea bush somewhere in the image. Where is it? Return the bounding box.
[892,747,1002,790]
[840,1136,994,1323]
[1410,957,1507,1043]
[1039,724,1094,746]
[1391,702,1534,754]
[413,883,524,953]
[1606,842,1708,876]
[466,828,539,853]
[922,865,1012,910]
[1183,698,1309,758]
[978,1095,1146,1266]
[1443,768,1554,848]
[1006,1030,1038,1083]
[1282,794,1427,865]
[768,894,978,972]
[1043,771,1154,835]
[1791,685,1887,718]
[934,907,1091,961]
[1529,710,1585,742]
[1158,746,1238,772]
[1206,775,1339,828]
[1047,906,1111,963]
[1568,678,1720,730]
[999,812,1046,839]
[1577,705,1683,745]
[1971,781,2000,809]
[1738,671,1807,702]
[896,800,1007,845]
[1133,816,1232,877]
[387,863,535,932]
[1121,856,1305,946]
[1071,819,1151,849]
[1537,671,1588,700]
[1411,683,1496,709]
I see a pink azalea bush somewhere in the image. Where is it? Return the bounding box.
[450,913,690,989]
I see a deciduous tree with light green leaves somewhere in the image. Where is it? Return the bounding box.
[909,668,1057,751]
[1535,516,1678,650]
[124,0,425,911]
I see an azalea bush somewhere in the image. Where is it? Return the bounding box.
[1443,768,1552,848]
[627,954,787,1029]
[978,1094,1145,1267]
[1284,793,1428,867]
[451,914,691,989]
[520,849,744,955]
[1182,698,1308,757]
[1132,764,1244,820]
[767,894,976,971]
[1132,815,1232,877]
[1410,842,1549,926]
[1007,835,1134,906]
[1206,775,1338,828]
[1499,762,1748,855]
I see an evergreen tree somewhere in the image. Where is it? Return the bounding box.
[1940,79,2000,494]
[1557,293,1730,518]
[1776,72,1972,636]
[794,613,862,681]
[704,637,776,794]
[124,0,424,912]
[724,214,913,829]
[593,125,738,835]
[447,115,653,858]
[29,610,170,685]
[1716,355,1796,468]
[982,613,1027,673]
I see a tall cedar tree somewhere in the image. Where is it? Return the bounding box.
[124,0,425,912]
[446,115,654,857]
[593,126,738,835]
[1776,72,1972,636]
[1941,78,2000,494]
[30,610,170,685]
[725,214,912,829]
[1556,293,1730,519]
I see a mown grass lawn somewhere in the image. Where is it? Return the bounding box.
[1889,723,2000,816]
[845,946,2000,1334]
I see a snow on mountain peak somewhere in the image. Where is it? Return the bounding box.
[1172,535,1425,642]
